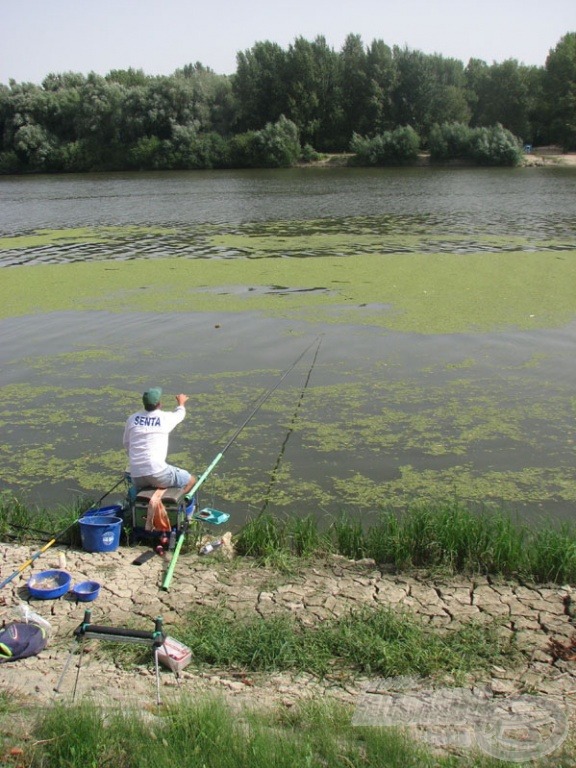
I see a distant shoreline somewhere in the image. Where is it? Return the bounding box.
[300,147,576,168]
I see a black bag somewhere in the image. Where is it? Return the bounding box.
[0,622,48,662]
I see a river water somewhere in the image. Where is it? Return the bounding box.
[1,166,575,526]
[1,166,575,237]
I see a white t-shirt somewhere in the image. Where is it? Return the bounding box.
[123,406,186,477]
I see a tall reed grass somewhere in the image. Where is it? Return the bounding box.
[236,502,576,584]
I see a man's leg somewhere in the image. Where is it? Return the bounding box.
[168,466,196,496]
[182,474,197,496]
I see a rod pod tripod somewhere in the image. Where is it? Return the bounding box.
[54,610,172,705]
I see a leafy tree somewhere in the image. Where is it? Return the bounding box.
[468,59,533,141]
[524,65,548,146]
[0,30,573,173]
[1,81,42,150]
[185,70,236,136]
[365,39,397,134]
[37,84,82,143]
[469,124,523,166]
[227,117,300,168]
[392,48,469,139]
[428,122,474,160]
[127,134,168,170]
[339,34,371,142]
[41,72,86,91]
[426,56,470,132]
[166,125,229,169]
[284,36,340,150]
[233,41,288,131]
[429,122,523,165]
[464,58,487,120]
[350,125,420,165]
[543,32,576,150]
[252,114,301,167]
[0,83,12,152]
[13,122,57,169]
[75,74,127,152]
[228,130,259,167]
[0,149,20,173]
[105,68,150,87]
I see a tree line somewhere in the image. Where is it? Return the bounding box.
[1,31,575,174]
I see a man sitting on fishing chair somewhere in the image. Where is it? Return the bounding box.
[123,387,196,496]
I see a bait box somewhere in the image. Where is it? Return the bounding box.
[157,636,192,673]
[192,507,230,525]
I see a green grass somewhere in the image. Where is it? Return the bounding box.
[175,602,517,679]
[15,695,553,768]
[4,494,576,584]
[2,496,573,767]
[0,491,85,547]
[236,503,576,584]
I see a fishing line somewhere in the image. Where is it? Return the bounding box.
[256,335,322,518]
[162,335,322,590]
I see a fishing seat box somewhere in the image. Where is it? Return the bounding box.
[131,486,194,532]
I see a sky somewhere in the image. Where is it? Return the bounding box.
[2,0,575,85]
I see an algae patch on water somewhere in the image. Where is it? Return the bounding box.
[2,347,574,518]
[2,215,575,333]
[2,249,576,334]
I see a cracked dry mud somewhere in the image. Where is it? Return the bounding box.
[1,541,575,757]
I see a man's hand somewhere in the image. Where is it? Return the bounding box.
[176,394,189,406]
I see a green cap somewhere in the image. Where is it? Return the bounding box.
[142,387,162,407]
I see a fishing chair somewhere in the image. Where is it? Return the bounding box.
[130,485,197,537]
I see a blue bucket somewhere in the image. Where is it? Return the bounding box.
[83,504,123,518]
[79,515,122,553]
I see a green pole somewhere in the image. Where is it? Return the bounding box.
[161,453,223,591]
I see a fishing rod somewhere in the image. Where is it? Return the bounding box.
[0,475,126,591]
[161,336,322,591]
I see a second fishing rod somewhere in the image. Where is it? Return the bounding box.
[162,335,322,590]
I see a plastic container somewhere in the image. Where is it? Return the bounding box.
[157,636,192,673]
[82,504,123,518]
[27,569,72,599]
[71,580,101,602]
[193,508,230,525]
[79,515,123,553]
